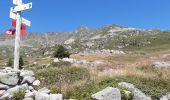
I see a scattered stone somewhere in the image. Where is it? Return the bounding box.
[33,62,37,65]
[53,58,59,63]
[33,80,40,86]
[91,87,121,100]
[28,86,34,91]
[61,58,76,63]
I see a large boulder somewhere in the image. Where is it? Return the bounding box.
[22,76,35,84]
[25,90,37,98]
[38,87,50,94]
[23,97,34,100]
[118,82,151,100]
[5,84,28,98]
[0,71,19,85]
[20,70,34,77]
[0,83,9,90]
[49,94,63,100]
[91,87,121,100]
[35,92,50,100]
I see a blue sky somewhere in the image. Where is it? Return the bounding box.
[0,0,170,32]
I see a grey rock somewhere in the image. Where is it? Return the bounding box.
[23,98,34,100]
[152,61,170,68]
[20,70,34,77]
[49,94,63,100]
[22,76,35,84]
[25,90,37,98]
[6,84,28,98]
[0,83,9,89]
[38,87,50,94]
[53,58,59,63]
[0,92,9,100]
[160,93,170,100]
[91,87,121,100]
[6,86,20,98]
[118,82,151,100]
[33,80,40,86]
[0,71,19,85]
[0,90,6,97]
[35,92,49,100]
[28,86,34,91]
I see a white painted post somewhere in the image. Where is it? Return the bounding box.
[14,0,22,70]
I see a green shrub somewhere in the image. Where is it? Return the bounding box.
[13,89,25,100]
[54,45,70,59]
[19,56,24,69]
[35,67,90,93]
[119,88,133,100]
[7,58,12,67]
[63,76,170,100]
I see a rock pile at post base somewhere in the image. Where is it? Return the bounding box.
[0,67,63,100]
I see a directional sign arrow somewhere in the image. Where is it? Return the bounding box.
[13,0,18,5]
[10,8,31,26]
[12,2,32,13]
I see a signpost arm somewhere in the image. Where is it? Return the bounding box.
[14,0,22,70]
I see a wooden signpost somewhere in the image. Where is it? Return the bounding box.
[8,0,32,70]
[10,8,31,26]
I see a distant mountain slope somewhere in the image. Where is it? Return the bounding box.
[1,24,170,54]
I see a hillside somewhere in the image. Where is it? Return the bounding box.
[0,24,170,99]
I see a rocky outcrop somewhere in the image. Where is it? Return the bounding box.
[91,87,121,100]
[91,82,153,100]
[118,82,151,100]
[0,68,63,100]
[152,61,170,68]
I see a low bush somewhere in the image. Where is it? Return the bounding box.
[54,45,70,59]
[64,76,170,100]
[35,67,90,93]
[13,89,25,100]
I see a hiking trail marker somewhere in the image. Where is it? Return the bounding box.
[8,0,32,70]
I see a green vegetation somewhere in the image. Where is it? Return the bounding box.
[35,67,90,93]
[63,76,170,100]
[7,58,12,67]
[13,89,25,100]
[104,31,170,52]
[54,45,70,59]
[19,56,24,69]
[119,88,133,100]
[6,56,24,69]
